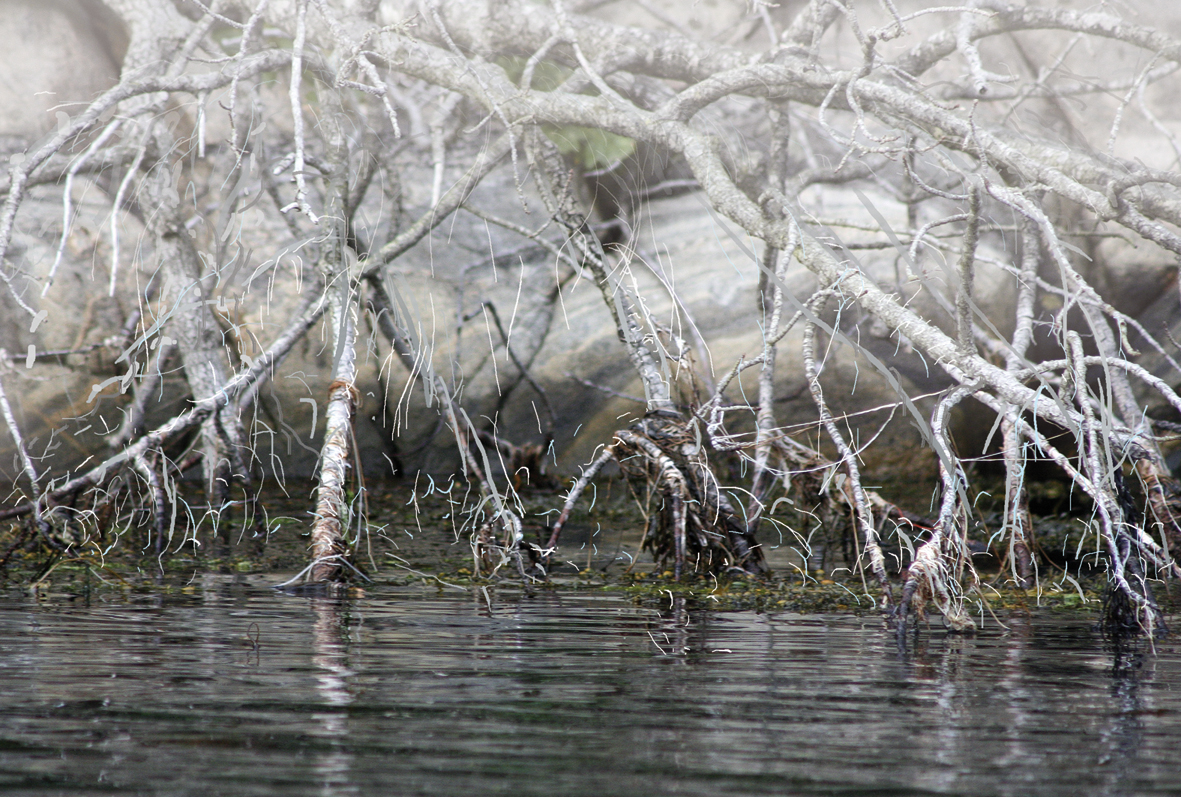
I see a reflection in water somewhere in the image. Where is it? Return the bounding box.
[311,597,357,797]
[996,615,1034,782]
[1100,641,1150,795]
[1,580,1181,796]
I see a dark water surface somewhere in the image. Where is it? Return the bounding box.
[1,577,1179,796]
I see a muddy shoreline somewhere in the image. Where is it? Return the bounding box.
[0,478,1129,623]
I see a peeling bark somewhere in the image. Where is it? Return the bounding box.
[307,292,359,584]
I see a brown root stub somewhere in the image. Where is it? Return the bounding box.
[898,534,977,635]
[473,520,499,576]
[476,430,560,492]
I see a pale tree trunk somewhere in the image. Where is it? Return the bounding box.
[141,162,245,508]
[307,284,359,583]
[305,104,361,585]
[747,98,792,531]
[1001,223,1041,589]
[748,246,781,530]
[101,0,247,512]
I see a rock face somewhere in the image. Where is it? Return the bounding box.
[365,180,1008,491]
[0,0,123,141]
[0,167,961,490]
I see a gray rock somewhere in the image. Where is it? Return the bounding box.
[0,0,123,141]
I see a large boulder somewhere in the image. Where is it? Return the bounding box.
[0,0,123,142]
[368,180,1015,490]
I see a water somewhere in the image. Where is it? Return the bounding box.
[0,577,1178,796]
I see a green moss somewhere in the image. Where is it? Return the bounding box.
[541,124,636,170]
[494,54,636,169]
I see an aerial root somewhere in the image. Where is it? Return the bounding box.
[898,535,976,635]
[548,413,765,578]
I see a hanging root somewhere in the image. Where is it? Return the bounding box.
[549,411,765,579]
[1102,468,1168,640]
[432,377,535,581]
[1101,546,1165,641]
[895,386,980,636]
[132,449,169,555]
